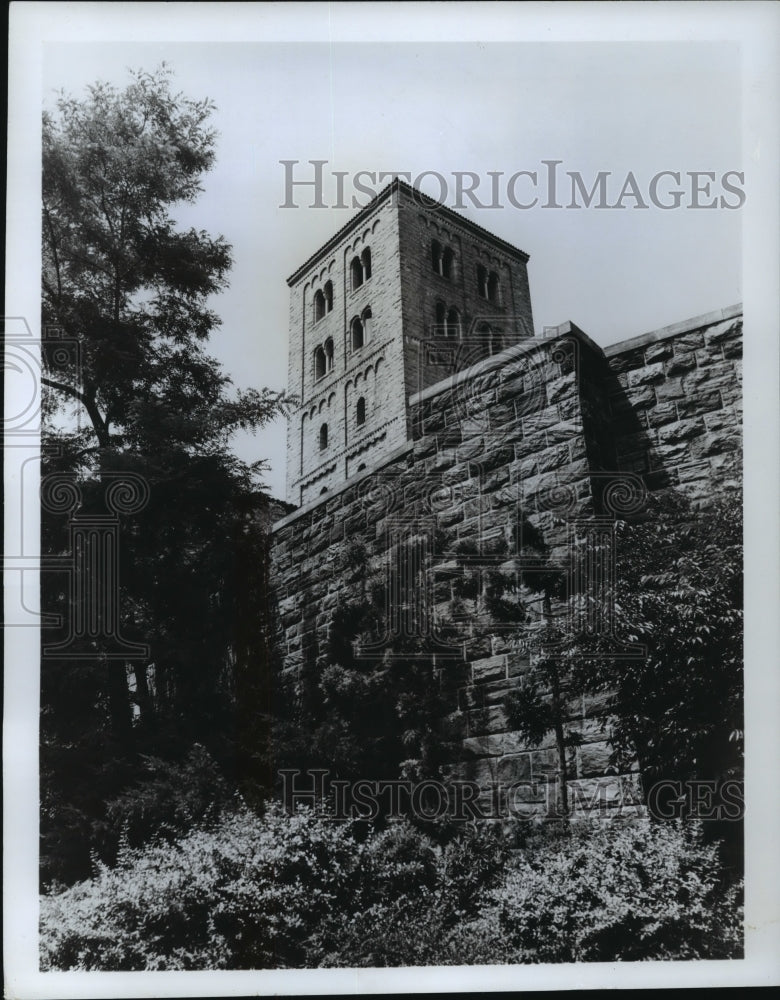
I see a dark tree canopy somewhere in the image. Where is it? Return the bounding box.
[40,66,289,886]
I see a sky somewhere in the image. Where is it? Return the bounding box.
[40,32,743,500]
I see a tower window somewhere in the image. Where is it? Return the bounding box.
[436,302,460,338]
[356,396,366,426]
[432,240,454,279]
[488,271,501,305]
[350,256,363,290]
[319,423,328,450]
[479,322,502,355]
[324,280,333,313]
[314,345,326,380]
[313,288,326,323]
[351,248,372,291]
[476,264,489,299]
[351,316,364,351]
[325,337,334,372]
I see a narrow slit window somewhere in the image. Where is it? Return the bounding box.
[442,247,454,280]
[314,346,326,380]
[350,256,363,291]
[351,316,364,351]
[477,264,488,299]
[313,288,326,323]
[488,271,501,305]
[319,423,328,450]
[356,396,366,426]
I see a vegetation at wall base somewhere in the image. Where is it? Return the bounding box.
[40,805,743,970]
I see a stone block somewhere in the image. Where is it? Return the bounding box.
[676,391,722,419]
[537,443,571,473]
[654,376,685,402]
[546,419,582,443]
[472,654,507,682]
[670,331,705,352]
[497,753,532,783]
[627,362,664,388]
[645,403,678,428]
[690,432,738,458]
[657,417,705,443]
[644,341,674,363]
[704,319,740,345]
[666,352,697,376]
[607,347,646,373]
[577,741,614,778]
[624,386,656,409]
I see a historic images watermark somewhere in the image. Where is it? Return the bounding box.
[280,160,746,211]
[4,319,150,660]
[280,770,745,823]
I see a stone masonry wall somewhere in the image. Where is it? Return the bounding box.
[270,306,743,818]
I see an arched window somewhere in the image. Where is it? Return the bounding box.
[361,306,372,341]
[319,423,328,450]
[324,280,333,313]
[479,322,502,355]
[314,345,326,380]
[361,247,372,281]
[313,289,326,323]
[476,264,489,299]
[435,301,446,331]
[356,396,366,426]
[350,256,363,291]
[431,239,442,274]
[443,247,454,280]
[351,316,364,351]
[446,307,460,339]
[324,337,334,372]
[488,271,501,305]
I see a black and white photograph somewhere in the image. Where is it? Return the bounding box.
[5,2,780,994]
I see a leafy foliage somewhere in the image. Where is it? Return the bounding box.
[569,489,743,790]
[40,65,289,886]
[40,807,742,970]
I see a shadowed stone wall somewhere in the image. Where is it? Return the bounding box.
[270,305,743,818]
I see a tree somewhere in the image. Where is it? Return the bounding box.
[570,489,743,794]
[40,65,289,885]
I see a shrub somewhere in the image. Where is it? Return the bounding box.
[40,808,742,970]
[483,818,743,963]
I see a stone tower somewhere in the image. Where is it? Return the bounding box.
[285,179,535,505]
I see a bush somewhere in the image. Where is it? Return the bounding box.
[480,818,743,963]
[40,808,742,970]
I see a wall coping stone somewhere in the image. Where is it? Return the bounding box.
[409,323,605,408]
[272,440,415,532]
[603,303,742,358]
